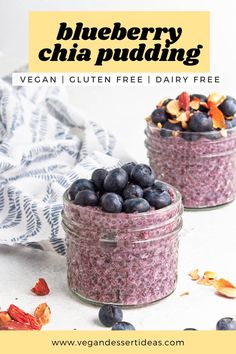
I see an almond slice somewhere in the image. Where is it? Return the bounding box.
[204,271,217,280]
[157,97,169,107]
[213,278,236,290]
[190,98,201,110]
[166,100,181,117]
[197,277,214,286]
[180,291,189,297]
[188,269,200,281]
[34,303,51,326]
[216,287,236,298]
[208,92,226,106]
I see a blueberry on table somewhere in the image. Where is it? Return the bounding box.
[104,168,128,193]
[143,189,171,209]
[101,193,123,213]
[151,107,169,124]
[131,164,155,188]
[190,94,207,102]
[121,162,136,177]
[74,190,98,206]
[123,198,150,213]
[216,317,236,330]
[218,96,236,116]
[91,168,108,190]
[188,112,213,132]
[122,184,143,200]
[98,305,123,327]
[68,179,96,200]
[112,322,135,330]
[160,121,183,138]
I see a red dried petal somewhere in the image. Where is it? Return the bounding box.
[208,102,226,129]
[0,320,33,331]
[8,304,41,330]
[178,92,190,111]
[32,278,50,296]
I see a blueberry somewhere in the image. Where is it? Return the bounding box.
[112,322,135,330]
[218,96,236,116]
[160,121,183,138]
[152,181,169,192]
[225,118,236,129]
[74,190,98,206]
[98,305,123,327]
[182,131,200,142]
[151,107,169,124]
[101,193,123,213]
[216,317,236,330]
[91,169,108,190]
[131,164,155,188]
[123,198,150,213]
[122,184,143,200]
[68,179,95,200]
[190,94,207,102]
[183,328,197,331]
[188,112,213,132]
[143,189,171,209]
[121,162,136,178]
[104,168,128,193]
[205,129,221,140]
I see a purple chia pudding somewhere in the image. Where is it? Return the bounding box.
[62,184,183,306]
[145,125,236,208]
[145,92,236,208]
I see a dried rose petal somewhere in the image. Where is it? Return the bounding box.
[8,304,41,330]
[208,102,226,129]
[178,92,190,111]
[166,100,181,116]
[0,312,11,326]
[32,278,50,296]
[0,320,33,331]
[188,269,200,281]
[34,303,51,326]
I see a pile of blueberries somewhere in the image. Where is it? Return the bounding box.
[151,94,236,141]
[68,163,172,213]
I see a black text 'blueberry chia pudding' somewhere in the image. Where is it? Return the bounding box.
[145,92,236,208]
[62,164,183,306]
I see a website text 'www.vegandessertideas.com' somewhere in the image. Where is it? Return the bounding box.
[51,338,185,348]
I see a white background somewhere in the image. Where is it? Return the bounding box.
[0,0,236,331]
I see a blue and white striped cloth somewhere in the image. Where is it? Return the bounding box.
[0,78,131,254]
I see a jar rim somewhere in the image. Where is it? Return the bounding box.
[147,121,236,136]
[63,181,182,218]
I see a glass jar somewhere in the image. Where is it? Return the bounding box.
[145,123,236,209]
[62,185,183,307]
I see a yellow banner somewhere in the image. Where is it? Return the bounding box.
[0,330,235,354]
[29,12,209,72]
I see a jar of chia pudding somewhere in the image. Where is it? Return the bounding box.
[145,92,236,209]
[62,175,183,307]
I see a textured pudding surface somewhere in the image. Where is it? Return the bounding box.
[145,124,236,208]
[63,186,182,306]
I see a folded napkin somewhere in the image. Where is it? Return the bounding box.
[0,79,132,254]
